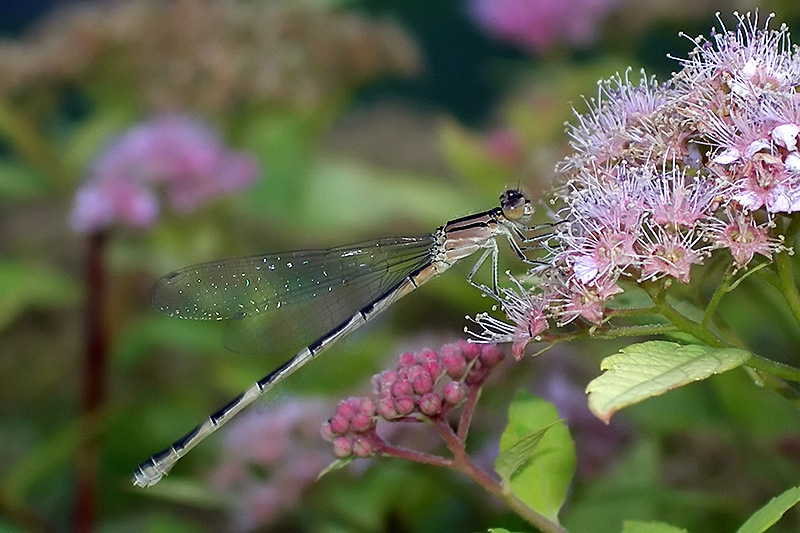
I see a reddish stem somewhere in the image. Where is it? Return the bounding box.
[430,416,565,533]
[378,442,453,468]
[75,231,108,533]
[456,379,482,442]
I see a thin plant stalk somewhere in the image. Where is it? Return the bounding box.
[75,231,108,533]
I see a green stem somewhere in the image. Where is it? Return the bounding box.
[784,214,800,243]
[745,353,800,383]
[758,266,783,293]
[641,278,800,383]
[703,268,733,329]
[776,249,800,329]
[604,306,658,318]
[743,367,800,409]
[588,324,679,339]
[642,281,726,348]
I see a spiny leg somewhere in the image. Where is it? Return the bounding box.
[465,243,501,297]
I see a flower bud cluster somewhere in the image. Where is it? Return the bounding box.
[321,341,506,459]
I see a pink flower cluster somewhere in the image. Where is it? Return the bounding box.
[469,0,617,54]
[679,16,800,214]
[321,341,506,459]
[211,401,332,531]
[472,13,796,355]
[70,115,258,233]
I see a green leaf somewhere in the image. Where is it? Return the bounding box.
[496,390,576,522]
[586,341,750,423]
[622,521,689,533]
[302,155,478,239]
[735,485,800,533]
[317,457,354,480]
[495,420,558,483]
[0,160,52,200]
[2,420,83,498]
[144,513,210,533]
[240,110,321,217]
[0,259,81,332]
[115,315,229,367]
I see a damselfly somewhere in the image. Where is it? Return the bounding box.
[133,189,540,487]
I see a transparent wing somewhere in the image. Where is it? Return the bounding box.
[151,235,436,354]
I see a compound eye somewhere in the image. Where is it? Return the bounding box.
[500,189,529,220]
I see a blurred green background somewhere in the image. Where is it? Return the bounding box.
[2,0,800,531]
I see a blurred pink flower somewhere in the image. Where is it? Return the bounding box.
[485,128,524,166]
[211,401,333,531]
[469,0,616,54]
[70,115,258,233]
[535,356,630,478]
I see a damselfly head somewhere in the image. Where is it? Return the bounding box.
[499,189,531,221]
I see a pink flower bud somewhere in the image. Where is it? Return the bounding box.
[377,398,399,420]
[350,412,374,433]
[442,350,467,379]
[320,421,334,441]
[336,399,358,419]
[418,393,442,416]
[332,437,352,458]
[328,414,349,435]
[352,438,374,458]
[358,398,376,416]
[417,347,438,363]
[444,381,468,405]
[458,339,482,361]
[391,379,413,397]
[480,344,505,367]
[424,360,443,380]
[440,342,462,361]
[394,395,415,416]
[412,371,434,395]
[398,352,417,367]
[372,371,394,395]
